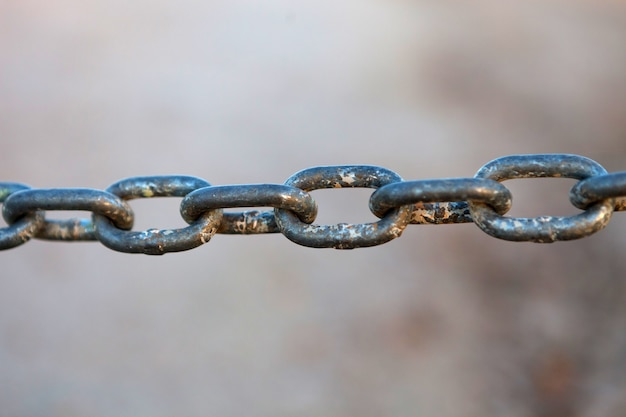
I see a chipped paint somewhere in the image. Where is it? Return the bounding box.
[341,174,356,185]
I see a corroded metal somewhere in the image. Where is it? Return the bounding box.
[218,210,278,234]
[93,176,222,255]
[369,178,512,224]
[274,165,412,249]
[470,154,614,242]
[3,188,133,241]
[0,183,45,249]
[180,184,317,234]
[409,202,473,224]
[1,154,625,253]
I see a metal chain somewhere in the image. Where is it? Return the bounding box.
[1,154,625,255]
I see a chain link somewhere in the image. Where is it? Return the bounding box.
[93,176,222,255]
[2,188,133,241]
[1,154,625,254]
[275,165,412,249]
[469,154,615,242]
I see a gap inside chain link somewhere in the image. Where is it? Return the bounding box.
[503,178,581,217]
[128,198,189,230]
[0,210,84,227]
[0,213,9,228]
[309,188,380,224]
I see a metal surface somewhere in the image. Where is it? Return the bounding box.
[2,154,626,253]
[93,176,223,255]
[570,171,626,211]
[180,184,317,234]
[2,187,133,244]
[0,183,45,249]
[469,154,614,242]
[274,165,412,249]
[369,178,512,223]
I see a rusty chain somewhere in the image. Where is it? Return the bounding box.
[1,154,625,255]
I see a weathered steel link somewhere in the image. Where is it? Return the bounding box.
[274,165,412,249]
[3,188,134,241]
[0,183,45,249]
[470,154,614,242]
[93,176,222,255]
[570,171,626,212]
[369,178,512,224]
[1,154,624,253]
[180,184,317,234]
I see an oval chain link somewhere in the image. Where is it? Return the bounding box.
[369,178,512,224]
[469,154,614,242]
[93,176,222,255]
[274,165,412,249]
[3,188,134,241]
[180,184,317,234]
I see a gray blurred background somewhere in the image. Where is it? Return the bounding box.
[1,1,626,416]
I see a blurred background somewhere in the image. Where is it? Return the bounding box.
[1,0,626,416]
